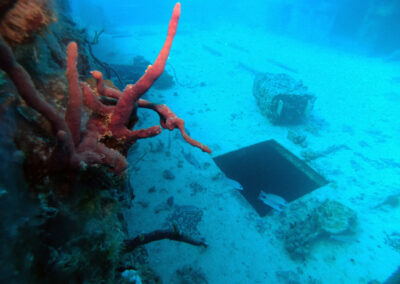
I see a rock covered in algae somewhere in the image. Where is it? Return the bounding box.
[281,199,358,260]
[315,200,358,235]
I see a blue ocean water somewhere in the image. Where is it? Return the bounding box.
[1,0,400,283]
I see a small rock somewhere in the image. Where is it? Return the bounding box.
[121,269,142,284]
[136,201,149,208]
[163,169,175,180]
[167,196,174,207]
[287,130,307,147]
[0,188,7,198]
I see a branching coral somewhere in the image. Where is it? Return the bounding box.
[0,2,210,176]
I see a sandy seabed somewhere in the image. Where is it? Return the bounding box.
[96,21,400,283]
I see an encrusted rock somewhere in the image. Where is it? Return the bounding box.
[165,205,203,236]
[253,72,316,124]
[280,199,358,260]
[316,200,358,235]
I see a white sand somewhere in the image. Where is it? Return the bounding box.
[106,21,400,283]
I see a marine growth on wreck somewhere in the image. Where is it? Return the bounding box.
[1,0,400,283]
[0,1,208,283]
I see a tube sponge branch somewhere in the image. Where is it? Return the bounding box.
[79,2,211,153]
[110,2,181,132]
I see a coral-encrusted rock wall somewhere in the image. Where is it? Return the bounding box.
[0,1,136,283]
[0,91,37,283]
[10,0,91,82]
